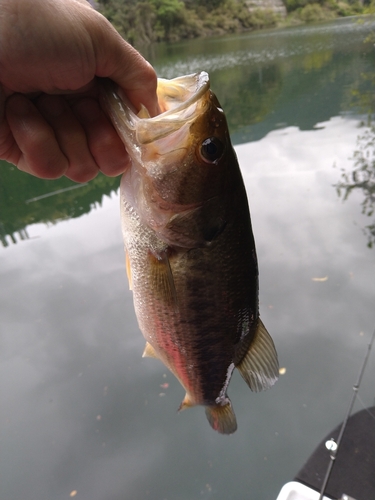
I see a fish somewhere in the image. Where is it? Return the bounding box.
[103,72,279,434]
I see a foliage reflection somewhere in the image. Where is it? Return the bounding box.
[1,19,375,248]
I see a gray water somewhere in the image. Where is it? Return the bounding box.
[1,17,375,500]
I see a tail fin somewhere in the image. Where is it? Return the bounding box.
[205,401,237,434]
[236,318,279,392]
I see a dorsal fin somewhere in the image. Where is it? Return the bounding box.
[236,318,279,392]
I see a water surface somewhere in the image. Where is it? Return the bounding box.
[1,17,375,500]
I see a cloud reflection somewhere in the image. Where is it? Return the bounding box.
[1,117,375,500]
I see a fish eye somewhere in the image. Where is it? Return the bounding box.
[200,137,224,164]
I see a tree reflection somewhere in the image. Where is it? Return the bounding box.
[336,120,375,248]
[0,162,119,248]
[335,30,375,249]
[2,21,374,248]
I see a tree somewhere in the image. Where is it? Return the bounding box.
[151,0,185,38]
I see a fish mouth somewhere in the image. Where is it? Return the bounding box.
[102,72,211,153]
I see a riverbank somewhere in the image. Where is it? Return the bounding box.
[97,0,373,47]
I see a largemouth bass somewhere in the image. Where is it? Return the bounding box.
[103,72,278,434]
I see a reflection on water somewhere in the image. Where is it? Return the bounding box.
[1,17,375,500]
[145,17,374,78]
[0,165,119,247]
[334,51,375,249]
[336,121,375,248]
[1,17,375,247]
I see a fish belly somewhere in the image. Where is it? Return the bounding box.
[120,178,259,407]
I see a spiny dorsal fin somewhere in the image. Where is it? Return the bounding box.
[148,250,178,310]
[236,318,279,392]
[142,342,158,359]
[205,401,237,434]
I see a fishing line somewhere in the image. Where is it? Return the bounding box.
[356,393,375,421]
[318,326,375,500]
[25,183,89,204]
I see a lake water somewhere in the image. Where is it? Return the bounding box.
[1,17,375,500]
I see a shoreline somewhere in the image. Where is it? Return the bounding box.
[98,0,373,47]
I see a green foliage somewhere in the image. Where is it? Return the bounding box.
[98,0,158,45]
[187,0,226,7]
[325,0,362,16]
[248,8,279,29]
[285,0,305,12]
[97,0,369,44]
[98,0,282,43]
[284,0,363,17]
[151,0,185,38]
[299,3,330,22]
[363,0,375,13]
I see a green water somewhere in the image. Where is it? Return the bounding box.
[1,17,375,500]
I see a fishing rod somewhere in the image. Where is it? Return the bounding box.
[318,326,375,500]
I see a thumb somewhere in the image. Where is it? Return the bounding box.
[90,15,160,116]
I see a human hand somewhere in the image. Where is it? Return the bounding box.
[0,0,159,182]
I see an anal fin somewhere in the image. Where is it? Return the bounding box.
[178,393,195,412]
[236,318,279,392]
[205,401,237,434]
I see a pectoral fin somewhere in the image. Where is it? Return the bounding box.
[148,250,178,310]
[236,318,279,392]
[125,251,132,290]
[142,342,158,359]
[205,401,237,434]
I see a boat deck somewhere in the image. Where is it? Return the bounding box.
[294,406,375,500]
